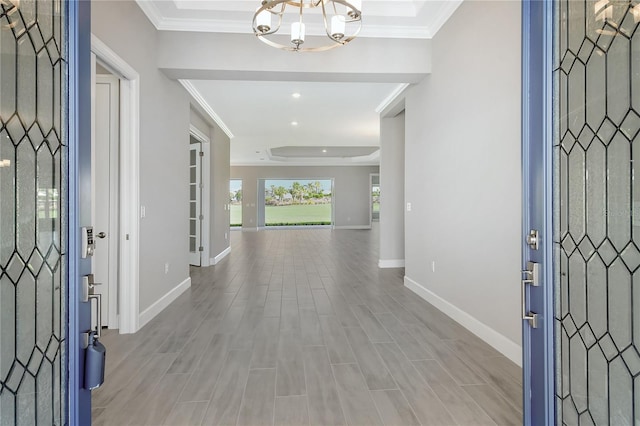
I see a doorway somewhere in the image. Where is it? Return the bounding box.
[189,136,203,266]
[370,173,380,225]
[230,179,243,228]
[188,125,211,267]
[91,64,120,330]
[90,35,140,334]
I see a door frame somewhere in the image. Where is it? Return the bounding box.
[91,71,120,329]
[521,0,555,423]
[189,125,211,267]
[68,1,93,423]
[90,35,141,334]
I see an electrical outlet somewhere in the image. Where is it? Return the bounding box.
[164,263,169,274]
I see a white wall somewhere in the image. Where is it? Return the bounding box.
[210,123,231,259]
[157,32,432,83]
[231,166,379,229]
[379,112,406,267]
[403,0,522,362]
[92,1,191,313]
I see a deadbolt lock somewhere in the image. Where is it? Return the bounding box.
[526,229,539,250]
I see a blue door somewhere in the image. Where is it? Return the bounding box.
[525,0,640,423]
[69,1,94,424]
[0,1,93,424]
[522,1,555,424]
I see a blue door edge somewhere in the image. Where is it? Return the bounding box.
[68,0,92,424]
[521,0,555,424]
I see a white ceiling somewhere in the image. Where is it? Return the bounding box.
[188,80,401,165]
[136,0,462,38]
[137,1,462,165]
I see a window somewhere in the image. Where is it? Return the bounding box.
[230,179,242,227]
[264,179,332,226]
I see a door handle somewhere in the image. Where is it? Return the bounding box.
[88,294,102,338]
[522,261,540,328]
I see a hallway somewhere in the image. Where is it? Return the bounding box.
[92,228,522,426]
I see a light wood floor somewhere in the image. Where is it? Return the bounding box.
[92,227,522,426]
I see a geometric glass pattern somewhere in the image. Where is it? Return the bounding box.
[0,1,67,424]
[555,1,640,424]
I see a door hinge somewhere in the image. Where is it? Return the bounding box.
[198,246,204,252]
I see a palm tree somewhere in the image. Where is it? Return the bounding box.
[274,186,287,204]
[292,181,303,203]
[305,182,315,199]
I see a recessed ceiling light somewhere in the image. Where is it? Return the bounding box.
[322,149,327,153]
[291,121,298,126]
[292,92,301,98]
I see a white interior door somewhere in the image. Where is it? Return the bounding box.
[189,140,202,266]
[92,71,120,329]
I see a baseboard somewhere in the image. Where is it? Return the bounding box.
[404,275,522,366]
[262,225,332,230]
[138,277,191,329]
[333,225,372,230]
[211,246,231,265]
[378,259,405,268]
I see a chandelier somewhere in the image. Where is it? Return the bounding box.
[252,0,362,52]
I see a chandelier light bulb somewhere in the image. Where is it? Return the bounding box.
[256,8,272,33]
[331,15,345,40]
[291,22,306,47]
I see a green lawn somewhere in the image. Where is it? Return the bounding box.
[266,204,332,226]
[230,204,242,226]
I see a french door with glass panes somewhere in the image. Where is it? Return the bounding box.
[189,139,202,266]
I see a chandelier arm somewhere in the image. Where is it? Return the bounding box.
[266,2,287,16]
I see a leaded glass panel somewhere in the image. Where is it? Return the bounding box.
[0,1,67,424]
[555,0,640,424]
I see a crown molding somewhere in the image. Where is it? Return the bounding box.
[376,83,410,114]
[264,148,380,166]
[427,0,464,37]
[135,0,164,28]
[179,80,235,139]
[134,3,434,39]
